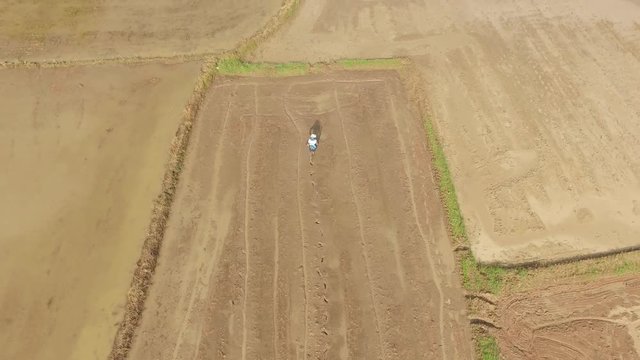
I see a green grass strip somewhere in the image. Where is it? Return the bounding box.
[614,260,640,275]
[423,117,466,240]
[461,253,506,294]
[217,58,309,76]
[478,336,500,360]
[336,58,404,69]
[423,116,512,293]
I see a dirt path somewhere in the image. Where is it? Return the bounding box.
[497,275,640,359]
[256,0,640,266]
[0,62,200,360]
[129,71,472,360]
[0,0,282,61]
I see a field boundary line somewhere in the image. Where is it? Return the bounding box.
[395,59,502,359]
[0,52,216,69]
[107,0,303,359]
[214,57,408,77]
[386,86,447,359]
[107,56,217,360]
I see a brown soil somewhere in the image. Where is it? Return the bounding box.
[257,0,640,266]
[0,0,282,61]
[129,70,473,360]
[496,275,640,359]
[0,62,200,360]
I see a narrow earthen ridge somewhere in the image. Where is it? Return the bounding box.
[107,57,217,360]
[0,52,215,69]
[486,244,640,269]
[107,1,302,359]
[234,0,300,59]
[397,60,463,246]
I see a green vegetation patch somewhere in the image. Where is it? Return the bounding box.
[614,260,640,275]
[216,57,409,78]
[336,58,405,70]
[423,117,466,240]
[461,253,506,294]
[478,336,500,360]
[216,58,309,76]
[421,115,518,294]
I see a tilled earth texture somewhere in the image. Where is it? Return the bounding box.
[497,275,640,359]
[130,71,473,360]
[257,0,640,265]
[0,0,281,61]
[0,62,200,360]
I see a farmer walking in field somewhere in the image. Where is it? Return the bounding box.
[308,120,321,165]
[308,133,318,152]
[308,133,318,164]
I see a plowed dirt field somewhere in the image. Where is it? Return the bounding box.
[0,0,281,61]
[130,70,473,360]
[257,0,640,266]
[497,275,640,359]
[0,62,200,360]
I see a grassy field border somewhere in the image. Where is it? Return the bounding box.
[215,57,407,77]
[216,58,310,76]
[334,57,405,69]
[477,336,500,360]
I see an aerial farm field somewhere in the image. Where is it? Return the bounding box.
[497,275,640,359]
[3,0,640,359]
[257,0,640,266]
[0,62,200,360]
[129,70,472,360]
[257,2,640,355]
[0,0,282,61]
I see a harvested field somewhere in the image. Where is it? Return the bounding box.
[257,0,640,265]
[0,0,281,61]
[0,62,200,360]
[130,70,473,360]
[497,275,640,359]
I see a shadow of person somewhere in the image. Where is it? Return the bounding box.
[309,120,322,141]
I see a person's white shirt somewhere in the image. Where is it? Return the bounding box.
[308,134,318,147]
